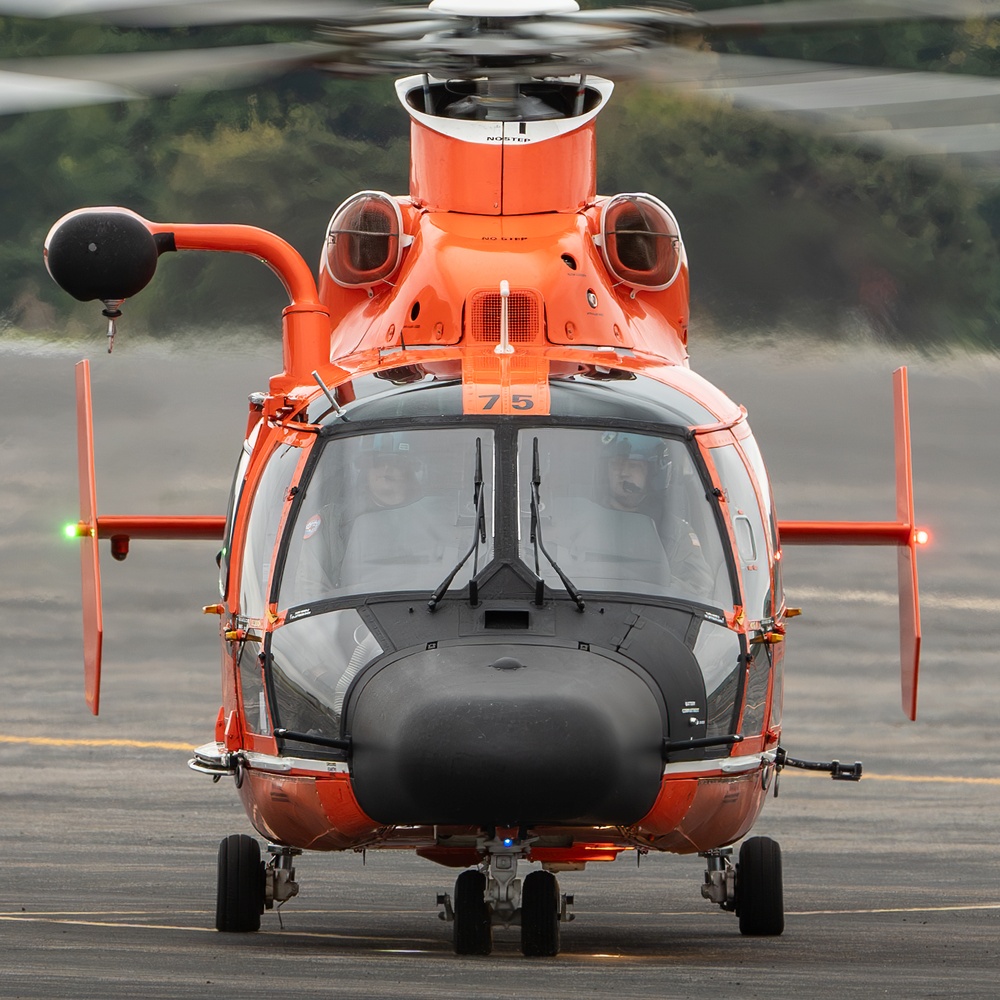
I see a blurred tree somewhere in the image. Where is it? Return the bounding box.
[2,9,1000,347]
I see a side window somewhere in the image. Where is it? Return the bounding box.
[236,636,271,737]
[218,423,260,600]
[239,444,305,620]
[740,433,783,614]
[708,443,771,622]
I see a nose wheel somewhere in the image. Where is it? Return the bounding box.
[520,869,561,957]
[446,842,569,956]
[453,869,493,955]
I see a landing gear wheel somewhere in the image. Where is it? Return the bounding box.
[736,836,784,936]
[453,869,492,955]
[521,869,561,957]
[215,834,265,933]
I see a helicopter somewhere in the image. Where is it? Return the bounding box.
[5,0,947,957]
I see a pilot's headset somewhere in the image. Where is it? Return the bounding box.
[356,432,425,478]
[598,431,673,496]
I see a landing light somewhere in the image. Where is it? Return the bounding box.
[915,529,930,546]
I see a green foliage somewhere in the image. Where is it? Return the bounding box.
[0,73,408,333]
[599,87,1000,346]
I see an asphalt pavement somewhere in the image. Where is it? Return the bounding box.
[1,335,997,998]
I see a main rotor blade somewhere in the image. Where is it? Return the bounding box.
[0,42,328,101]
[0,68,136,113]
[621,44,1000,165]
[0,0,384,23]
[699,0,1000,30]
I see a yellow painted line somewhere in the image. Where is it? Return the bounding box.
[0,734,195,751]
[0,914,214,933]
[3,735,996,786]
[863,773,1000,786]
[779,769,1000,787]
[0,913,439,943]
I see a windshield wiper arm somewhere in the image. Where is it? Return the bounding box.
[428,437,487,611]
[530,437,585,612]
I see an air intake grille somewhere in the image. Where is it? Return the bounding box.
[468,288,543,343]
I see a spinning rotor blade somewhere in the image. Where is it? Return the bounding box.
[2,0,1000,169]
[1,43,328,93]
[0,69,135,114]
[0,0,381,25]
[699,0,1000,31]
[619,45,1000,161]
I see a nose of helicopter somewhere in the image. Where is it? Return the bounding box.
[346,643,665,827]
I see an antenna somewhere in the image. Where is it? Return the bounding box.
[495,280,515,355]
[311,370,343,415]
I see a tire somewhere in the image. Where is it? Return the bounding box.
[453,869,492,956]
[736,836,784,936]
[216,834,265,933]
[520,869,561,957]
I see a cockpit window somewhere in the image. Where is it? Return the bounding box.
[239,442,304,620]
[708,443,772,621]
[279,427,495,607]
[518,427,731,607]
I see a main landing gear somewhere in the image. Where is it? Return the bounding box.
[438,835,574,956]
[700,836,784,936]
[215,835,301,933]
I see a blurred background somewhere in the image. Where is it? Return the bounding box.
[3,0,1000,349]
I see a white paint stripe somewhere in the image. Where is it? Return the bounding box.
[663,752,773,777]
[789,585,1000,614]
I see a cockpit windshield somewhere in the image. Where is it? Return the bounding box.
[276,419,731,611]
[519,427,731,607]
[279,427,495,609]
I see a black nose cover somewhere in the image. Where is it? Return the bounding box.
[347,643,665,827]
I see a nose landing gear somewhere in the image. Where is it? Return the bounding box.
[439,833,573,956]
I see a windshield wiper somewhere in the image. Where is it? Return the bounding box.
[530,437,585,612]
[428,437,487,610]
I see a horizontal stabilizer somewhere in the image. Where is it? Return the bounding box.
[778,368,923,720]
[73,359,225,715]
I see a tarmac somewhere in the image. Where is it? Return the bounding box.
[1,334,997,998]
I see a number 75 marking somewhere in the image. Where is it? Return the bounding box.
[478,393,534,411]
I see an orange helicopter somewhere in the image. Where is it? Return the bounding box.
[16,0,940,957]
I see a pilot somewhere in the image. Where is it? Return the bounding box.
[289,434,425,602]
[356,434,423,510]
[598,432,715,600]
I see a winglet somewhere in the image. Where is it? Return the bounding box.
[893,367,921,721]
[75,359,103,715]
